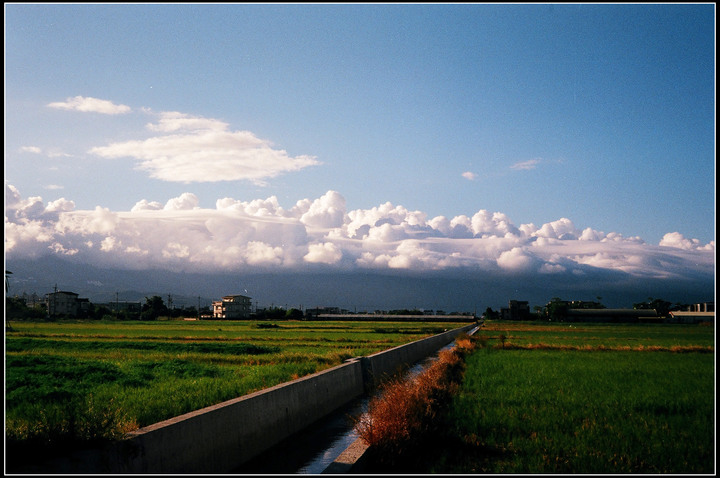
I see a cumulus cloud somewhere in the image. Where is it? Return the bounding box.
[4,184,715,281]
[131,199,163,212]
[535,218,580,240]
[304,242,343,264]
[299,191,347,229]
[659,232,715,251]
[497,247,538,271]
[88,111,320,185]
[45,198,75,213]
[47,96,131,115]
[462,171,477,180]
[164,192,199,211]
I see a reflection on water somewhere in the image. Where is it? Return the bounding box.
[232,397,368,474]
[295,401,367,474]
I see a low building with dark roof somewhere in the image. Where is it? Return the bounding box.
[564,308,658,323]
[667,311,715,324]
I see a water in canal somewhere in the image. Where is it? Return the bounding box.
[235,336,470,474]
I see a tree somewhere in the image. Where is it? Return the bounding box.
[483,307,499,320]
[533,305,543,318]
[285,308,304,320]
[633,297,672,317]
[543,298,569,321]
[141,295,168,320]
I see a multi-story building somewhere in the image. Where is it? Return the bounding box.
[212,294,252,319]
[500,300,531,321]
[46,291,87,317]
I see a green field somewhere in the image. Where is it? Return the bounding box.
[5,319,467,452]
[413,321,715,474]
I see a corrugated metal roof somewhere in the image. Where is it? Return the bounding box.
[566,308,658,317]
[669,311,715,317]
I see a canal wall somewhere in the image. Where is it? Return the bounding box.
[360,324,476,390]
[14,322,476,474]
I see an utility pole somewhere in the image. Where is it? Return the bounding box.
[5,270,12,330]
[51,283,58,319]
[116,291,119,320]
[197,296,201,320]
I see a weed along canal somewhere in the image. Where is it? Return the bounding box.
[235,334,473,474]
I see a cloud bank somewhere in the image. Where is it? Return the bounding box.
[6,185,714,286]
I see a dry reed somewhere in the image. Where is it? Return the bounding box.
[354,333,478,466]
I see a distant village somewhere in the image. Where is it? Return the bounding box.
[4,284,715,325]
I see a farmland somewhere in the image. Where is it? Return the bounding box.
[359,321,715,474]
[5,318,468,457]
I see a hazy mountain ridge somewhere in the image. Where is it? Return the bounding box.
[5,256,713,312]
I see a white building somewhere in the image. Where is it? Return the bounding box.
[46,291,86,317]
[212,294,252,319]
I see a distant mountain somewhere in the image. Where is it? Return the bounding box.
[5,255,714,312]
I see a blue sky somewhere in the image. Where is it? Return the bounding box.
[4,3,715,308]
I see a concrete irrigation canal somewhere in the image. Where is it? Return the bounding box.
[10,323,477,474]
[236,334,474,474]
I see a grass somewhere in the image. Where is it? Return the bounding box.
[5,318,468,457]
[355,321,715,474]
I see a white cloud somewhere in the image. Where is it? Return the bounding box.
[146,111,228,133]
[659,232,715,251]
[100,236,119,252]
[510,158,542,170]
[45,198,75,213]
[89,112,320,185]
[47,96,131,115]
[471,210,521,237]
[497,247,538,271]
[162,242,190,259]
[164,192,200,211]
[462,171,477,180]
[131,199,163,212]
[245,241,284,266]
[4,184,714,281]
[534,218,578,240]
[49,242,79,255]
[299,191,347,229]
[19,146,42,154]
[304,242,343,264]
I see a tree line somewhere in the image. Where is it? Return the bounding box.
[483,297,691,322]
